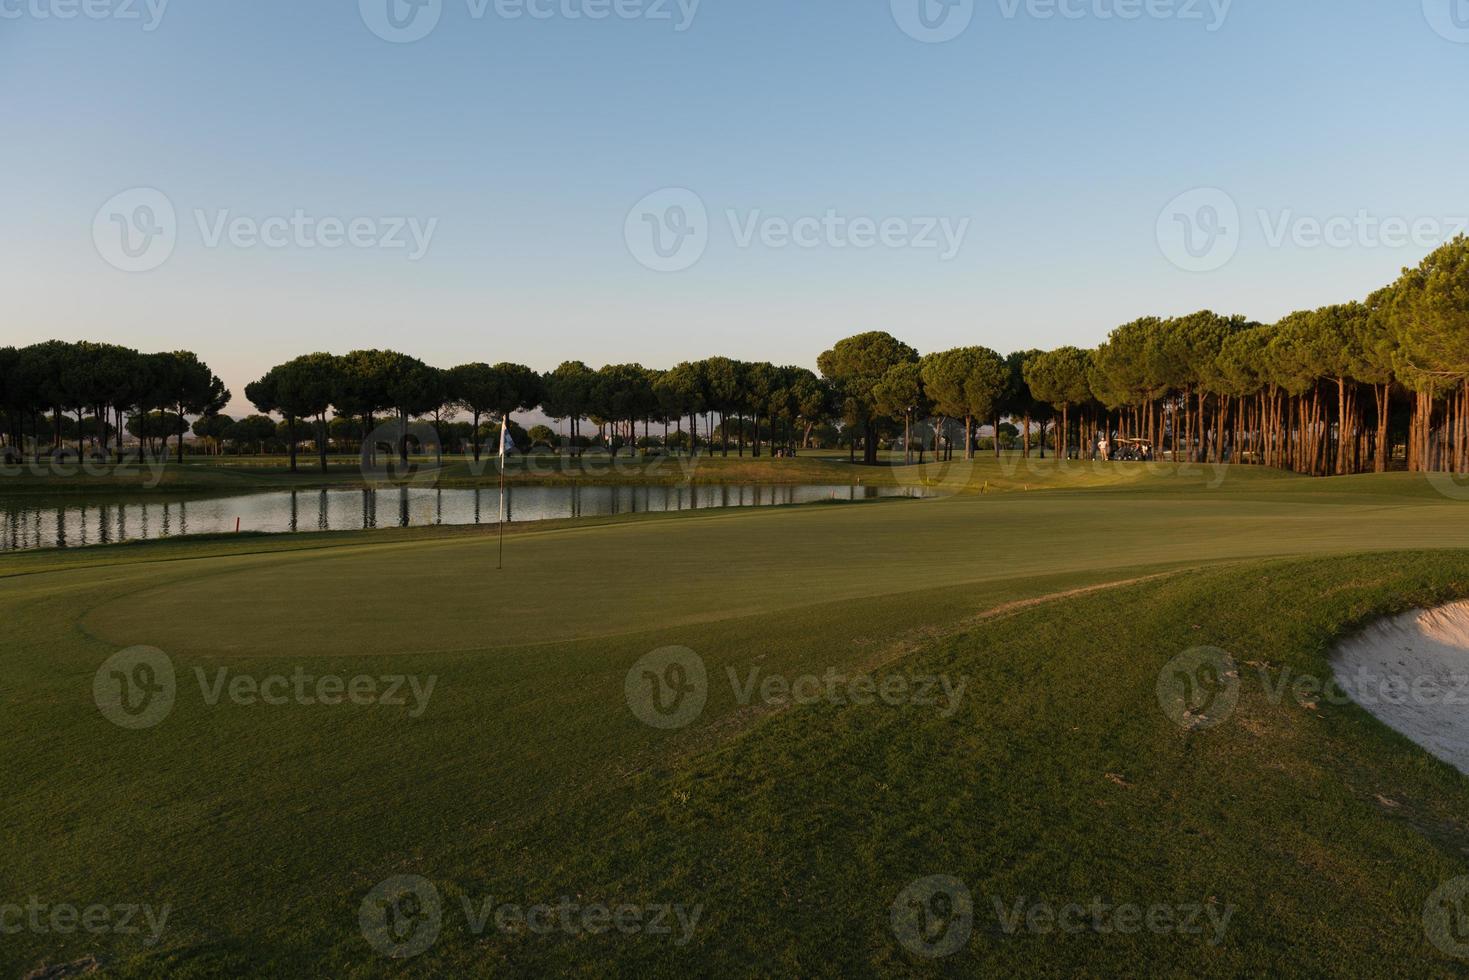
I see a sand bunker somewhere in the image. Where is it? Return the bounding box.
[1333,600,1469,774]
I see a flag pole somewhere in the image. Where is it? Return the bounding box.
[497,414,507,570]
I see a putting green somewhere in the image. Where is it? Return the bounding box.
[77,480,1469,656]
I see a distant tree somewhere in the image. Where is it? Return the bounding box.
[247,354,338,473]
[332,350,397,465]
[542,361,596,454]
[786,367,835,450]
[699,356,741,456]
[150,351,228,463]
[447,363,500,462]
[488,364,543,452]
[227,415,278,455]
[1024,347,1093,460]
[192,413,235,456]
[380,354,443,464]
[417,366,452,467]
[659,362,707,456]
[741,362,779,457]
[818,332,917,465]
[126,411,188,454]
[872,361,926,464]
[0,346,20,454]
[920,346,1007,461]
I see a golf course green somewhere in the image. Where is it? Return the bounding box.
[6,457,1469,977]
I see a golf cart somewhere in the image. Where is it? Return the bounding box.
[1111,438,1154,462]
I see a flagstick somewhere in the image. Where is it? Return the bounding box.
[497,460,506,570]
[497,414,508,570]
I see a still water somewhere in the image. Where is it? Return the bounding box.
[0,484,928,552]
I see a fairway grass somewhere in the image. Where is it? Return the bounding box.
[5,473,1469,976]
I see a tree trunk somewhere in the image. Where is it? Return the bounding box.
[288,415,299,473]
[318,412,329,473]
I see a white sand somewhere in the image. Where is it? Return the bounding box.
[1332,601,1469,775]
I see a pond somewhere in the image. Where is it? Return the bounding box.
[0,484,929,552]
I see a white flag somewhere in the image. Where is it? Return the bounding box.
[499,417,510,461]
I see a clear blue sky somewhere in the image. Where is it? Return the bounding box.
[4,0,1468,414]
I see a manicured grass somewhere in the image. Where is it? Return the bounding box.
[3,471,1469,976]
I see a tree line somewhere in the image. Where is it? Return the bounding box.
[241,353,839,472]
[1019,235,1469,476]
[826,235,1469,475]
[6,236,1469,476]
[0,342,227,463]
